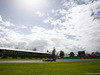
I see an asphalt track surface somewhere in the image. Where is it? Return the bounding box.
[0,59,100,63]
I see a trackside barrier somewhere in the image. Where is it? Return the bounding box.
[25,57,28,59]
[17,57,21,59]
[0,57,49,59]
[7,57,12,59]
[32,58,35,59]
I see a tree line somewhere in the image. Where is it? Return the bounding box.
[16,47,75,58]
[51,48,74,58]
[32,48,65,58]
[32,48,75,58]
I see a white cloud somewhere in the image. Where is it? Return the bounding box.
[0,0,100,54]
[0,26,10,32]
[43,0,100,53]
[20,25,27,29]
[0,16,15,26]
[61,0,99,8]
[0,16,2,21]
[35,12,44,17]
[2,21,15,26]
[62,0,77,8]
[44,17,62,26]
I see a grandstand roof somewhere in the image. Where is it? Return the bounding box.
[0,47,51,54]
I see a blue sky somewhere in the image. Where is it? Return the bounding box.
[0,0,100,54]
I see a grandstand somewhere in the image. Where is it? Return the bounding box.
[0,47,53,59]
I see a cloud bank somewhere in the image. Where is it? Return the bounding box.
[0,0,100,54]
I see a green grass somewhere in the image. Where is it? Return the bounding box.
[0,61,100,75]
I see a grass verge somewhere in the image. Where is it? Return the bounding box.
[0,61,100,75]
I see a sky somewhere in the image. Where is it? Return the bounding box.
[0,0,100,54]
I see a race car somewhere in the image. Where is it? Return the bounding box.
[43,58,56,61]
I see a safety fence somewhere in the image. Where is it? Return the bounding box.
[0,57,48,59]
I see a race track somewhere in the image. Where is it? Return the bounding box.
[0,59,100,63]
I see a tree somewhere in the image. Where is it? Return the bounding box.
[47,50,49,53]
[56,53,59,57]
[33,48,37,51]
[95,52,100,56]
[60,50,64,58]
[69,52,74,57]
[15,47,19,49]
[52,48,56,58]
